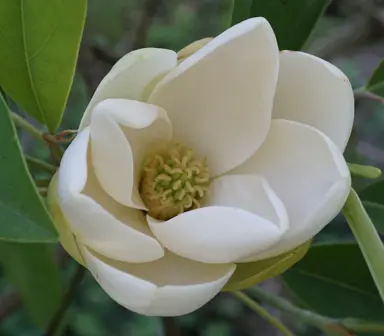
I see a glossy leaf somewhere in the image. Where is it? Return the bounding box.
[366,60,384,98]
[223,241,310,291]
[250,0,330,50]
[0,0,87,131]
[0,242,62,328]
[283,243,384,321]
[0,94,57,242]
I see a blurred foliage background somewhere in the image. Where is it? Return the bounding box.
[4,0,384,335]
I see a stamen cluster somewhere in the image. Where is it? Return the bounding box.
[140,144,210,220]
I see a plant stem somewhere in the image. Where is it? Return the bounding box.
[232,291,295,336]
[354,89,384,104]
[342,188,384,302]
[249,286,384,334]
[11,112,45,143]
[44,264,85,336]
[25,155,56,174]
[348,163,382,179]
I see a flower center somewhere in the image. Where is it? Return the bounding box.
[140,143,210,220]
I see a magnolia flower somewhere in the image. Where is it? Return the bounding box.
[50,18,354,316]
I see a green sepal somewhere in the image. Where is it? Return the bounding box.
[223,241,311,291]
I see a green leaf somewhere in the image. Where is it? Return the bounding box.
[360,179,384,204]
[366,60,384,98]
[0,0,87,131]
[250,0,330,50]
[359,180,384,234]
[230,0,253,25]
[0,94,57,242]
[0,242,62,328]
[283,243,384,321]
[223,241,310,291]
[363,202,384,235]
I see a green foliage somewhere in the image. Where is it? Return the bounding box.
[230,0,253,25]
[223,242,310,291]
[360,180,384,234]
[232,0,330,50]
[365,60,384,98]
[0,0,87,131]
[0,95,57,242]
[0,242,62,328]
[283,243,384,321]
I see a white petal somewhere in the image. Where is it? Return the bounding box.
[272,51,354,151]
[232,119,351,260]
[148,18,279,177]
[83,248,235,316]
[79,48,177,130]
[148,175,287,263]
[90,99,172,209]
[57,127,164,263]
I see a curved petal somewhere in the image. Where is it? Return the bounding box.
[90,99,172,208]
[83,248,235,316]
[177,38,213,61]
[272,51,354,151]
[148,18,279,177]
[79,48,177,130]
[148,175,288,263]
[232,119,351,260]
[57,127,164,263]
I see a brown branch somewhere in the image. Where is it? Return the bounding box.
[162,317,182,336]
[354,90,384,104]
[131,0,163,50]
[0,292,21,321]
[44,264,85,336]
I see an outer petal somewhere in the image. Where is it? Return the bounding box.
[232,119,351,260]
[57,127,164,263]
[148,18,279,177]
[79,48,177,130]
[90,99,172,208]
[83,248,235,316]
[272,51,354,151]
[148,175,288,263]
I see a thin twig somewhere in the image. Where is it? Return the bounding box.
[162,317,181,336]
[131,0,163,50]
[44,265,86,336]
[25,155,57,174]
[11,112,45,143]
[0,292,21,321]
[233,291,295,336]
[354,90,384,104]
[249,287,384,334]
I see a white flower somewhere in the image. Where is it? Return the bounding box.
[51,18,353,316]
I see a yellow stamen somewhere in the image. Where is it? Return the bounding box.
[140,143,210,220]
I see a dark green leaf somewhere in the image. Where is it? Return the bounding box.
[359,180,384,234]
[250,0,330,50]
[0,0,87,131]
[283,243,384,321]
[0,94,57,242]
[230,0,253,25]
[363,202,384,235]
[360,179,384,204]
[0,242,62,328]
[366,60,384,98]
